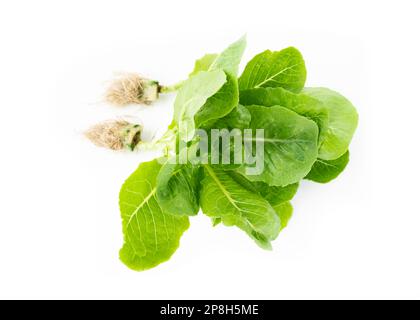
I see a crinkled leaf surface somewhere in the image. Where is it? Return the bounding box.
[239,105,319,186]
[156,161,201,216]
[119,160,190,271]
[240,87,329,144]
[225,171,299,206]
[173,70,226,141]
[252,182,299,206]
[306,150,350,183]
[239,47,306,93]
[303,88,358,160]
[227,172,295,231]
[200,166,280,249]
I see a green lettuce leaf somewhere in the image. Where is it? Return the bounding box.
[119,160,190,271]
[303,88,358,160]
[305,151,350,183]
[239,87,329,144]
[273,201,294,231]
[192,36,246,127]
[239,47,306,93]
[212,218,222,227]
[173,70,226,141]
[225,171,299,206]
[200,166,280,249]
[209,35,247,76]
[226,171,296,231]
[238,105,319,186]
[194,72,239,128]
[189,54,218,77]
[156,161,201,216]
[202,104,251,130]
[252,182,299,206]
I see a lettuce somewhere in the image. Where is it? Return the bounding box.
[114,37,358,271]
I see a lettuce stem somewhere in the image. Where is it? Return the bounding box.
[159,80,185,93]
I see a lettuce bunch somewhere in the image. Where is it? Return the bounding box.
[118,37,358,271]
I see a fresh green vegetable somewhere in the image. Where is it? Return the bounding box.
[237,105,319,186]
[303,88,358,160]
[252,182,299,206]
[174,70,227,141]
[274,201,294,231]
[239,87,329,145]
[200,166,280,250]
[194,72,239,128]
[189,54,218,77]
[203,104,251,130]
[86,36,359,271]
[119,160,190,271]
[208,35,247,76]
[156,161,201,216]
[238,47,306,93]
[305,151,350,183]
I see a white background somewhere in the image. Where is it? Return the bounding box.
[0,0,419,300]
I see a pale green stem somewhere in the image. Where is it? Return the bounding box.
[134,128,177,154]
[159,80,186,93]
